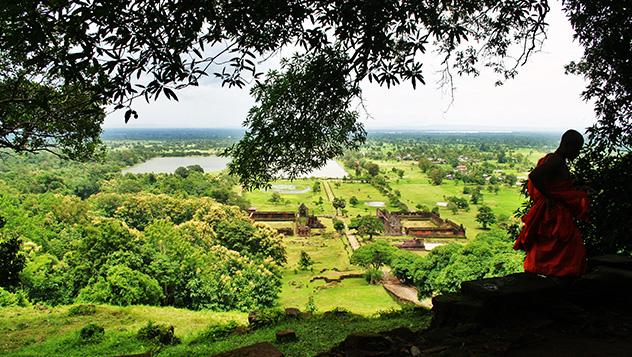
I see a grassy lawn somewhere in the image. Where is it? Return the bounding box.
[334,157,529,239]
[279,231,403,315]
[260,221,295,229]
[0,305,430,357]
[328,181,389,216]
[0,305,245,356]
[386,174,524,238]
[401,220,437,228]
[241,179,334,215]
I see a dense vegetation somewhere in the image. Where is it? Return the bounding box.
[0,143,286,311]
[350,230,523,298]
[0,190,284,311]
[391,230,524,296]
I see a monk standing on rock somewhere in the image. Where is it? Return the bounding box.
[514,129,590,277]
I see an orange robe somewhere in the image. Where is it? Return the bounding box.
[514,154,590,277]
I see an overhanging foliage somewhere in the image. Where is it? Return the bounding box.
[2,0,549,177]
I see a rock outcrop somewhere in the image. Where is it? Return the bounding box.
[320,254,632,356]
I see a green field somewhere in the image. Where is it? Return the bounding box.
[0,305,429,357]
[241,179,334,215]
[279,230,404,315]
[389,177,524,237]
[239,157,532,239]
[235,151,540,241]
[329,181,390,216]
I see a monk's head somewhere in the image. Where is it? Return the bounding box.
[558,129,584,160]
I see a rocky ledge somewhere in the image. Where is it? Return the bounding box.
[218,254,632,356]
[319,254,632,356]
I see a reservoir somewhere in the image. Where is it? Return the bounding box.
[122,156,348,178]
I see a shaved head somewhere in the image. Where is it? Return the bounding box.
[561,129,584,146]
[559,129,584,159]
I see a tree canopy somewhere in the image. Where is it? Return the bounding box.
[350,215,384,240]
[2,0,550,184]
[563,0,632,255]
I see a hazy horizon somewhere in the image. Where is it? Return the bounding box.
[104,1,595,134]
[101,125,579,133]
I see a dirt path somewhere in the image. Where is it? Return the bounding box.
[382,272,431,308]
[322,179,335,203]
[323,179,359,250]
[345,228,361,250]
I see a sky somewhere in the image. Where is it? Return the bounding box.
[103,2,595,132]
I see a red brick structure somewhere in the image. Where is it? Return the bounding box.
[376,209,465,239]
[249,205,325,237]
[249,211,296,221]
[396,238,426,250]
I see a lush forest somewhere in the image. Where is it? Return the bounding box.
[0,140,286,311]
[0,131,563,355]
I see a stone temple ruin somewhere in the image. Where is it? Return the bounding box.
[377,209,466,239]
[248,204,325,237]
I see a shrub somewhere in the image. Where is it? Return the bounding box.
[248,308,285,330]
[363,267,383,285]
[298,251,314,270]
[325,307,351,317]
[189,321,240,344]
[137,321,180,345]
[401,230,523,297]
[305,295,317,313]
[0,287,29,307]
[77,265,163,306]
[79,323,105,342]
[68,304,96,316]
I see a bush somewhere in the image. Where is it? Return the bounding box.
[68,304,96,316]
[20,253,72,305]
[298,251,314,270]
[77,265,163,306]
[189,321,240,344]
[0,287,29,307]
[305,295,317,313]
[79,323,105,342]
[363,267,384,285]
[137,321,180,345]
[402,230,523,297]
[248,308,284,330]
[325,307,351,317]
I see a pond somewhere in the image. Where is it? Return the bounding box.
[122,156,349,178]
[268,184,311,194]
[122,156,231,174]
[365,201,386,207]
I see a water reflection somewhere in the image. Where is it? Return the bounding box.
[122,156,348,178]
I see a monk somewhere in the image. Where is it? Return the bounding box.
[514,129,590,277]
